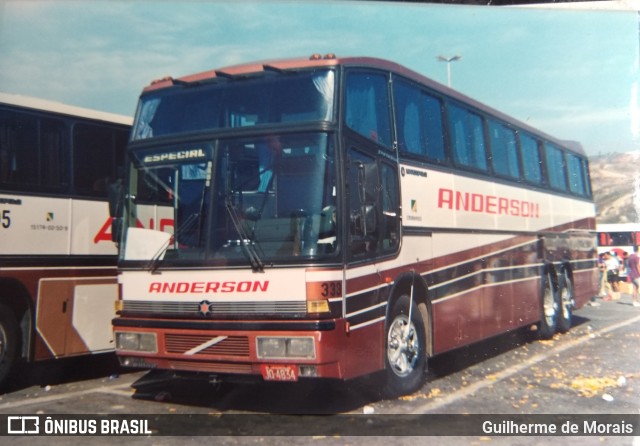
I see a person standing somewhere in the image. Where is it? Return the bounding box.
[604,252,620,297]
[627,246,640,307]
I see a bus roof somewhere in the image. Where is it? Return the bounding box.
[0,92,133,127]
[143,54,585,156]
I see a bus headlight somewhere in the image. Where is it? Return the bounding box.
[257,337,315,359]
[115,331,157,353]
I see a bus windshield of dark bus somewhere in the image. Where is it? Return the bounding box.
[131,69,335,141]
[122,133,339,269]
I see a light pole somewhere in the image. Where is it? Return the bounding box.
[437,55,461,88]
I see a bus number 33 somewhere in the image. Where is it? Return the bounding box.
[321,281,342,298]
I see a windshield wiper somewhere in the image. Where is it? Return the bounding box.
[146,213,201,274]
[224,195,264,273]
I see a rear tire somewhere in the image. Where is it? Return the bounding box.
[538,273,559,339]
[0,304,19,388]
[557,271,574,333]
[384,295,427,397]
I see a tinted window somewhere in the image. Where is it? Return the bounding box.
[348,149,377,258]
[581,158,592,197]
[567,152,588,196]
[345,72,392,148]
[74,123,127,196]
[520,133,543,185]
[393,79,445,162]
[489,120,519,179]
[133,70,335,140]
[380,161,400,253]
[544,142,568,191]
[448,104,487,171]
[0,110,66,191]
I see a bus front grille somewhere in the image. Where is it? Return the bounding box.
[165,334,250,357]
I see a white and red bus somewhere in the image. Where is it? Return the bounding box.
[0,92,132,386]
[596,223,640,257]
[112,55,598,396]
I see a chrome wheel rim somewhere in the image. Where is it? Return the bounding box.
[387,315,419,377]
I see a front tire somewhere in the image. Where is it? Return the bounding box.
[384,295,427,397]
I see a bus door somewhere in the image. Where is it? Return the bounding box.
[344,144,401,369]
[341,69,401,372]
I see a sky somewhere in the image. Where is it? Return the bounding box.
[0,0,638,156]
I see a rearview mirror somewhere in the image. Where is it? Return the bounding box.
[108,179,124,243]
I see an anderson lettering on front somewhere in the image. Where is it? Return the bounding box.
[149,280,270,294]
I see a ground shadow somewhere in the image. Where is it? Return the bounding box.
[3,353,128,394]
[131,369,384,414]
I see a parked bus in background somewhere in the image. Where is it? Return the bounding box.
[0,92,132,387]
[112,55,598,396]
[596,223,640,256]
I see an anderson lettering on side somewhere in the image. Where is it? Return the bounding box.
[438,188,540,219]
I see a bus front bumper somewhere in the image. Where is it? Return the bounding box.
[112,316,346,381]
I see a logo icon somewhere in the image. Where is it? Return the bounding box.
[8,416,40,434]
[199,300,212,316]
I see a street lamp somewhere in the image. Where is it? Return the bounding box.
[437,55,461,88]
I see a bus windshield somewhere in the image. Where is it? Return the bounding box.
[132,69,335,141]
[123,133,338,268]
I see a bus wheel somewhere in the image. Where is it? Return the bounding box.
[557,271,574,333]
[0,305,18,387]
[384,295,427,397]
[538,273,559,339]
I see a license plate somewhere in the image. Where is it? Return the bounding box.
[260,364,298,382]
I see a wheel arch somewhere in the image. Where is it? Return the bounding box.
[0,278,34,361]
[543,262,559,292]
[387,271,433,358]
[560,261,574,282]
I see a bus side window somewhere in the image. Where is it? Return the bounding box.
[0,113,37,187]
[393,78,445,163]
[520,133,543,185]
[74,123,118,196]
[567,152,587,196]
[380,162,400,252]
[544,142,568,191]
[448,103,488,172]
[345,71,392,149]
[41,119,66,188]
[0,111,66,191]
[348,149,379,257]
[489,119,520,179]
